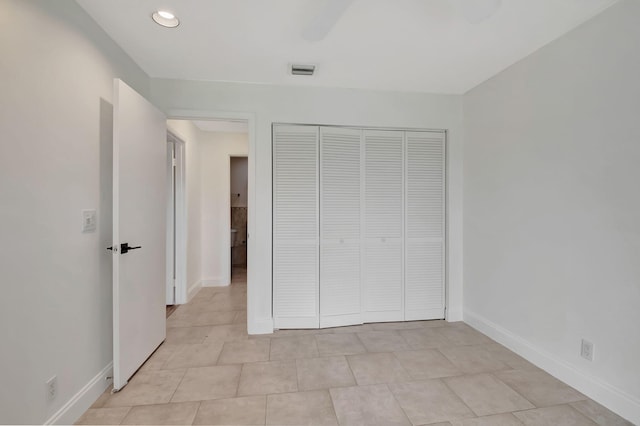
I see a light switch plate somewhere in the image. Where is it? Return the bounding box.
[82,209,97,233]
[581,339,594,361]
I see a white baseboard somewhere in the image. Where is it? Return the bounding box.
[187,280,202,302]
[248,317,274,335]
[464,309,640,425]
[446,307,463,322]
[201,277,230,287]
[45,362,113,425]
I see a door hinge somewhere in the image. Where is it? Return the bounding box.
[172,158,176,167]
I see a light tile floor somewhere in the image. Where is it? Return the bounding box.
[77,268,632,425]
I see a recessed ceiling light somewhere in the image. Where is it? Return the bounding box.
[157,10,174,19]
[152,10,179,28]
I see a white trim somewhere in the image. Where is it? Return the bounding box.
[170,132,188,304]
[163,130,189,306]
[187,280,202,302]
[446,307,463,322]
[201,277,229,287]
[464,309,640,425]
[45,362,113,425]
[165,141,175,305]
[167,109,261,333]
[250,317,275,335]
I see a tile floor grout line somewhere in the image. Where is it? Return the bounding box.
[353,330,368,353]
[167,368,189,404]
[440,375,481,419]
[323,387,340,426]
[294,357,301,392]
[262,392,268,426]
[234,362,244,398]
[343,353,360,387]
[435,346,463,374]
[382,382,413,425]
[389,350,412,381]
[119,405,133,425]
[486,371,538,410]
[189,400,202,426]
[397,327,414,349]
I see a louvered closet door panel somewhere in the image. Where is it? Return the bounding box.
[273,125,319,328]
[363,130,404,323]
[405,131,445,320]
[319,127,362,328]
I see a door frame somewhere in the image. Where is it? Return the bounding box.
[167,110,257,330]
[166,131,187,304]
[272,123,448,327]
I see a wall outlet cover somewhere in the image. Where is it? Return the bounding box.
[46,375,57,401]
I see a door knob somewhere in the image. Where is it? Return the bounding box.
[107,243,142,254]
[120,242,141,254]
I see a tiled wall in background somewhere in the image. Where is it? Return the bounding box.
[231,207,247,266]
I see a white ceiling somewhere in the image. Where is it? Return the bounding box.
[76,0,618,94]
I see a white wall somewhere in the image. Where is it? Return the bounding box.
[230,157,249,208]
[200,132,249,286]
[463,1,640,423]
[150,80,464,334]
[166,120,203,301]
[0,1,149,424]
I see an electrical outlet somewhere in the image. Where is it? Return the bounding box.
[46,375,57,401]
[581,339,594,361]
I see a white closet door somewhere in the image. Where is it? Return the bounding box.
[405,131,445,320]
[319,127,362,328]
[363,130,404,323]
[273,125,319,328]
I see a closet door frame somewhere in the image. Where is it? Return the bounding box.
[272,123,447,329]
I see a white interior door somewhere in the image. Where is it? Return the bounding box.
[363,130,404,323]
[319,127,362,328]
[112,79,167,390]
[273,125,319,329]
[405,131,446,320]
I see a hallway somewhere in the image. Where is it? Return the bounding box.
[77,269,628,425]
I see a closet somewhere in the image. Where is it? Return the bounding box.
[273,124,445,329]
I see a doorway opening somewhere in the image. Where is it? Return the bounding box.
[230,156,248,284]
[164,115,253,329]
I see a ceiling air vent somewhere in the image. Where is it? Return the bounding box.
[291,64,316,76]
